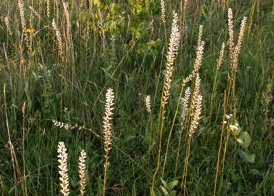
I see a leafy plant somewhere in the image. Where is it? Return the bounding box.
[228,118,255,163]
[159,178,178,196]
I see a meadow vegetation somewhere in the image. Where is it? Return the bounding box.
[0,0,273,195]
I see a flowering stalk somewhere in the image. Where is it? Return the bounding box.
[152,10,180,192]
[102,88,114,196]
[57,142,70,196]
[227,8,248,118]
[78,149,87,196]
[162,11,180,108]
[174,87,191,176]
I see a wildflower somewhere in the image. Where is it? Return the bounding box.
[20,59,26,64]
[145,95,152,114]
[57,142,70,196]
[26,28,35,33]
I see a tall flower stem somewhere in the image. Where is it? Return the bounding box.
[151,11,180,193]
[57,141,70,196]
[102,88,114,196]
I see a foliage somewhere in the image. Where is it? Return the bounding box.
[0,0,273,195]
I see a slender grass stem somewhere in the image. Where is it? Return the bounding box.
[181,135,192,195]
[3,84,21,196]
[213,90,228,196]
[22,102,28,196]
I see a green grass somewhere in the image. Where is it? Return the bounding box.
[0,0,273,195]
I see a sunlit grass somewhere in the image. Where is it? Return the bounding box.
[0,0,273,195]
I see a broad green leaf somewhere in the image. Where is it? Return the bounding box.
[167,180,178,190]
[238,149,255,163]
[238,131,251,149]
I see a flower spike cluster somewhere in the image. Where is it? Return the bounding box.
[57,141,70,196]
[103,88,115,153]
[162,11,180,106]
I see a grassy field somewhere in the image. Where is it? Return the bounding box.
[0,0,273,195]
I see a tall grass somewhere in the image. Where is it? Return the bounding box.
[0,0,273,195]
